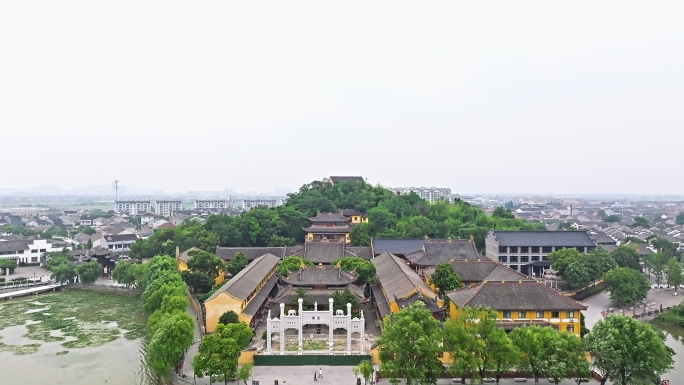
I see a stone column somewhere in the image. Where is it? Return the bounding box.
[280,303,285,355]
[359,309,365,353]
[328,298,334,355]
[298,298,303,355]
[266,309,272,354]
[346,303,352,354]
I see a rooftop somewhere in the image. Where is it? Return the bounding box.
[445,281,588,311]
[206,253,280,302]
[491,230,596,247]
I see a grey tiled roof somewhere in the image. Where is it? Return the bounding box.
[241,274,279,318]
[216,247,289,261]
[446,281,587,311]
[371,282,392,318]
[178,247,200,263]
[272,286,368,306]
[371,252,436,302]
[395,291,443,313]
[423,260,528,283]
[104,234,138,242]
[206,253,280,302]
[282,265,357,286]
[302,225,353,233]
[308,212,350,222]
[415,239,480,266]
[492,231,596,247]
[0,240,31,252]
[372,238,425,255]
[303,243,345,264]
[345,247,372,260]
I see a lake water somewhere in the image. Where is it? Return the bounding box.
[654,324,684,381]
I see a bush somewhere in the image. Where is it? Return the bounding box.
[0,277,5,283]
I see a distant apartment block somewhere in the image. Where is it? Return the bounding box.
[241,199,283,211]
[155,200,182,216]
[388,187,459,203]
[115,200,151,215]
[195,199,230,210]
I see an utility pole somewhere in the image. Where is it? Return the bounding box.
[113,180,120,212]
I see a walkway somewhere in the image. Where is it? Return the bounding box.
[0,283,63,300]
[177,301,209,384]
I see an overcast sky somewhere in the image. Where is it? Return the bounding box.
[2,1,683,196]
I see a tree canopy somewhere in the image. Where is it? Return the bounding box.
[219,310,240,325]
[332,256,377,284]
[610,246,641,271]
[377,301,443,385]
[633,216,650,228]
[602,267,651,306]
[192,323,244,385]
[277,255,312,276]
[428,262,462,296]
[667,259,683,293]
[226,252,248,277]
[186,249,223,279]
[75,260,101,284]
[585,315,674,385]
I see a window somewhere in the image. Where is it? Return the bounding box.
[509,246,518,253]
[464,282,470,287]
[531,246,540,253]
[31,256,38,263]
[31,249,38,253]
[40,249,46,252]
[531,256,539,261]
[542,246,552,253]
[518,310,526,318]
[575,247,584,252]
[536,310,544,318]
[499,256,508,263]
[509,256,518,263]
[520,246,529,253]
[542,256,549,261]
[510,265,519,271]
[566,325,575,333]
[499,246,507,253]
[18,250,24,254]
[503,310,511,318]
[520,256,529,263]
[551,311,559,318]
[566,310,574,318]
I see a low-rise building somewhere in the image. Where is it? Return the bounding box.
[0,237,64,264]
[194,200,230,210]
[388,187,459,203]
[485,230,596,278]
[101,234,138,252]
[445,281,587,336]
[204,253,280,331]
[303,212,353,243]
[423,259,529,289]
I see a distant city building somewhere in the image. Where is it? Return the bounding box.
[115,200,151,215]
[388,187,459,204]
[155,200,182,217]
[241,199,283,211]
[195,199,230,210]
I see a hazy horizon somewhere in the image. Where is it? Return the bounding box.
[2,2,683,195]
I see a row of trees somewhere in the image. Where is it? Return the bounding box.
[139,255,195,379]
[377,302,674,385]
[43,251,102,285]
[129,180,545,260]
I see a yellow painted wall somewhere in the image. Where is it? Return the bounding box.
[205,293,245,333]
[447,303,581,336]
[238,349,256,364]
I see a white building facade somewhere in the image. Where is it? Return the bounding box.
[388,187,459,203]
[115,200,151,215]
[194,199,229,210]
[0,238,64,264]
[242,199,283,211]
[155,200,182,216]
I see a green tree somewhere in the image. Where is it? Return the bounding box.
[50,263,75,284]
[350,222,371,246]
[645,252,670,291]
[147,299,190,334]
[219,310,240,325]
[444,307,519,383]
[563,260,592,290]
[368,207,397,236]
[277,255,312,276]
[602,267,651,306]
[377,301,444,385]
[610,246,641,271]
[428,262,462,296]
[556,332,590,385]
[650,236,677,256]
[290,287,312,307]
[237,363,254,385]
[192,323,242,385]
[80,227,97,235]
[547,248,582,278]
[222,322,253,349]
[676,211,684,226]
[633,216,650,228]
[509,326,582,384]
[352,359,373,385]
[603,215,621,222]
[75,260,101,284]
[85,238,92,250]
[667,258,683,294]
[332,286,360,314]
[585,315,675,385]
[181,270,214,294]
[0,259,18,274]
[226,252,248,277]
[332,256,377,284]
[583,248,617,284]
[111,261,137,288]
[187,249,223,279]
[147,311,195,377]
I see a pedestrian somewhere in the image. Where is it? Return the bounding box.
[319,368,323,378]
[314,372,318,382]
